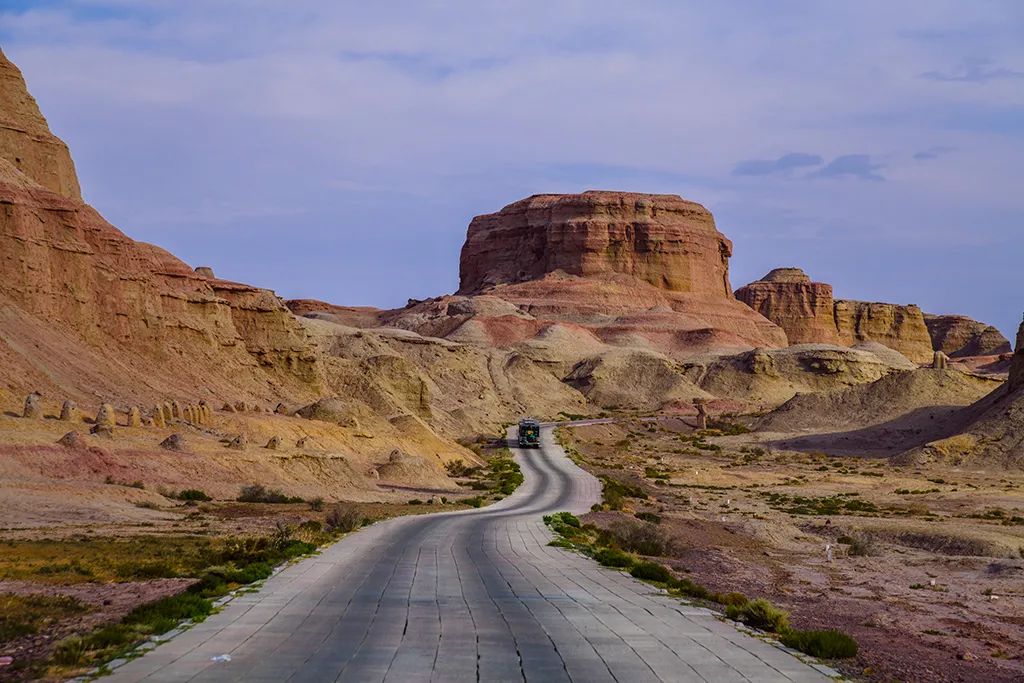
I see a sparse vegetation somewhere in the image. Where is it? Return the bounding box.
[725,598,790,633]
[0,594,89,642]
[176,489,212,502]
[781,629,858,659]
[325,503,362,533]
[237,484,303,504]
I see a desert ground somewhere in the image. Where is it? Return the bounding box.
[556,416,1024,682]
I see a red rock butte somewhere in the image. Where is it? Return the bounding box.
[459,191,734,296]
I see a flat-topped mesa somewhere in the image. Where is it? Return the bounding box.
[0,48,81,200]
[458,191,734,296]
[735,268,840,345]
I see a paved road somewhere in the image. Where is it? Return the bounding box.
[107,426,832,682]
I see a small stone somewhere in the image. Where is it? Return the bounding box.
[194,266,215,278]
[94,403,116,428]
[958,651,977,662]
[233,401,247,413]
[265,436,281,450]
[90,423,114,439]
[227,434,247,450]
[296,436,310,448]
[22,393,42,419]
[58,431,86,448]
[222,402,237,413]
[127,406,142,428]
[59,400,79,422]
[160,434,186,451]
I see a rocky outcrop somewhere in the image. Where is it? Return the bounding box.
[459,191,736,295]
[1010,318,1024,393]
[833,300,933,363]
[0,48,80,200]
[0,51,321,407]
[735,268,840,345]
[924,314,1011,358]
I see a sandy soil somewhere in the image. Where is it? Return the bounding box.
[561,418,1024,683]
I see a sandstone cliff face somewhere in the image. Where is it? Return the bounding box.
[459,191,734,296]
[0,49,80,200]
[924,314,1011,358]
[833,300,933,364]
[735,268,840,345]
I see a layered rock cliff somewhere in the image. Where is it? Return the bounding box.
[833,300,933,364]
[0,48,80,200]
[735,268,978,364]
[924,314,1011,358]
[449,191,788,355]
[1011,318,1024,393]
[459,191,735,296]
[734,268,840,345]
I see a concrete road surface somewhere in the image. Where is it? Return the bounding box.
[106,426,833,682]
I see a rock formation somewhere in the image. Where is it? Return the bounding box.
[90,423,113,438]
[57,431,86,448]
[735,268,840,345]
[265,436,282,450]
[227,434,247,450]
[94,404,116,429]
[459,191,737,295]
[59,400,79,422]
[160,433,186,452]
[22,393,41,418]
[127,406,142,427]
[1011,317,1024,393]
[0,48,80,200]
[932,351,949,370]
[924,314,1011,358]
[833,300,933,363]
[151,405,166,428]
[736,268,944,363]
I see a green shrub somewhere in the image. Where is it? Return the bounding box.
[237,484,300,504]
[671,578,711,600]
[308,497,324,512]
[325,503,362,533]
[781,629,858,659]
[630,561,673,583]
[408,499,424,505]
[609,520,675,556]
[464,497,484,508]
[714,591,749,607]
[725,598,790,633]
[176,489,212,502]
[594,547,634,568]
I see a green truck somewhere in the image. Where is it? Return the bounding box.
[517,418,541,448]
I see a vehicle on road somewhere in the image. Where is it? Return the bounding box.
[517,418,541,448]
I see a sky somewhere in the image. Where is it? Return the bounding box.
[2,1,1023,338]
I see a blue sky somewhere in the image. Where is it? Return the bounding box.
[2,1,1023,338]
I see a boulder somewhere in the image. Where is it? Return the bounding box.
[265,436,282,450]
[57,431,85,448]
[59,399,79,422]
[227,434,247,450]
[221,402,237,413]
[94,403,116,428]
[160,433,187,451]
[194,266,215,278]
[924,314,1011,358]
[735,268,840,345]
[22,393,42,419]
[90,423,113,439]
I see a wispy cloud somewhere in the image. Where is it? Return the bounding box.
[809,155,885,182]
[732,153,823,176]
[921,57,1024,83]
[913,145,955,161]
